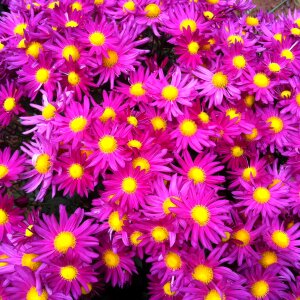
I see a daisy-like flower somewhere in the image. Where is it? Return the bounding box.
[147,67,197,120]
[53,150,95,197]
[0,148,26,188]
[171,187,231,249]
[0,12,29,38]
[31,205,99,263]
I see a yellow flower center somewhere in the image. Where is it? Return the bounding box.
[54,231,76,253]
[121,177,137,194]
[227,35,244,44]
[35,68,50,84]
[14,23,27,36]
[26,42,42,59]
[165,252,182,270]
[69,116,87,132]
[145,4,161,18]
[130,82,145,96]
[127,139,142,149]
[271,230,290,248]
[81,283,92,295]
[25,225,34,237]
[162,197,176,215]
[103,50,118,67]
[251,280,269,298]
[268,62,281,73]
[198,111,210,123]
[0,254,8,267]
[151,226,169,242]
[60,265,78,281]
[233,229,250,246]
[132,157,150,172]
[71,1,82,11]
[89,32,106,46]
[0,164,9,180]
[268,178,281,189]
[108,211,126,232]
[180,19,197,32]
[127,116,138,127]
[203,11,214,19]
[273,33,282,42]
[226,108,241,122]
[244,128,258,141]
[222,231,231,242]
[253,73,269,88]
[163,282,175,296]
[280,90,291,99]
[161,85,179,101]
[151,116,166,131]
[42,104,56,120]
[100,107,116,122]
[231,146,244,157]
[21,253,41,271]
[244,94,255,107]
[98,135,117,153]
[253,187,271,204]
[68,163,84,179]
[242,166,257,181]
[296,93,300,106]
[68,71,80,86]
[267,116,283,133]
[123,1,135,11]
[206,0,219,3]
[102,250,120,268]
[179,119,197,136]
[0,209,8,225]
[188,166,206,184]
[281,49,294,60]
[26,287,48,300]
[260,251,277,268]
[3,97,16,112]
[188,41,199,54]
[192,264,214,284]
[295,18,300,27]
[62,45,80,62]
[48,1,59,9]
[130,231,143,246]
[211,72,228,88]
[191,205,210,226]
[246,16,259,26]
[0,42,4,51]
[205,290,222,300]
[65,20,78,28]
[232,55,246,69]
[94,0,104,4]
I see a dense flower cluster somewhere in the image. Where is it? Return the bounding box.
[1,0,300,299]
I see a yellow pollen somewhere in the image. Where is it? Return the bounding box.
[151,116,167,131]
[35,153,51,174]
[203,11,214,19]
[65,20,78,28]
[206,0,219,3]
[180,19,197,32]
[281,49,294,60]
[62,45,80,62]
[127,139,142,149]
[260,251,277,268]
[68,163,84,179]
[212,72,228,88]
[198,111,210,123]
[233,229,250,246]
[103,250,120,268]
[231,145,244,157]
[222,231,231,242]
[0,42,4,51]
[0,209,8,225]
[295,18,300,27]
[244,128,258,141]
[103,50,118,67]
[54,231,76,253]
[81,283,92,295]
[253,73,269,88]
[179,119,197,137]
[192,264,214,284]
[187,41,199,55]
[98,135,117,153]
[253,187,271,204]
[132,157,150,172]
[26,42,42,59]
[130,82,146,96]
[296,93,300,106]
[89,32,106,46]
[273,33,282,42]
[232,55,246,69]
[94,0,104,4]
[205,290,222,300]
[69,116,87,132]
[100,107,116,122]
[165,252,182,270]
[127,116,138,127]
[26,287,48,300]
[35,68,50,84]
[3,97,16,112]
[162,197,176,215]
[108,211,126,232]
[267,116,283,133]
[251,280,269,298]
[268,178,281,189]
[227,35,244,44]
[161,85,179,101]
[226,108,241,122]
[130,231,142,246]
[60,265,78,281]
[242,167,257,181]
[42,104,56,120]
[163,282,175,296]
[280,90,291,99]
[145,4,161,18]
[121,177,137,194]
[188,166,206,184]
[191,205,210,226]
[71,1,82,11]
[48,1,59,9]
[271,230,290,248]
[14,23,27,36]
[0,254,8,267]
[68,71,80,86]
[151,226,169,242]
[244,94,255,107]
[25,225,34,237]
[21,253,41,271]
[123,1,135,11]
[0,165,9,180]
[246,16,259,26]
